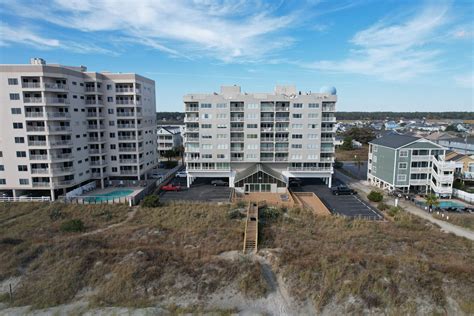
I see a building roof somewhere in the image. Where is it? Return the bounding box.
[158,126,181,135]
[446,152,473,162]
[234,163,287,184]
[369,133,420,149]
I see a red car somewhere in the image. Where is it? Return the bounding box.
[161,184,181,191]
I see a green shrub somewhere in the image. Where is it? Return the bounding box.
[261,207,283,220]
[228,209,245,220]
[141,195,160,208]
[377,202,389,211]
[367,191,383,202]
[387,206,403,217]
[60,219,85,232]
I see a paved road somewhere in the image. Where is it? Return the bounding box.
[339,170,474,241]
[160,177,232,203]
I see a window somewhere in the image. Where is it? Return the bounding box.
[110,144,116,149]
[9,93,20,100]
[201,124,212,128]
[308,113,318,118]
[399,162,407,169]
[14,137,24,144]
[112,167,117,172]
[0,165,4,171]
[246,153,257,159]
[246,113,257,119]
[291,154,302,159]
[307,144,318,149]
[72,81,77,85]
[19,179,29,185]
[217,124,227,129]
[111,156,117,161]
[18,165,28,172]
[107,84,112,90]
[8,78,18,85]
[307,134,318,139]
[0,179,5,185]
[247,103,259,109]
[200,103,212,108]
[107,97,113,102]
[397,174,407,182]
[11,108,21,114]
[217,144,228,149]
[202,154,212,159]
[202,113,212,119]
[308,103,319,108]
[13,122,23,129]
[291,144,302,149]
[217,154,226,159]
[292,134,303,139]
[308,124,318,129]
[108,109,114,114]
[247,144,258,149]
[110,133,115,138]
[291,124,303,129]
[216,103,227,108]
[292,113,302,118]
[216,113,227,119]
[373,146,378,152]
[247,134,258,139]
[293,103,303,108]
[247,124,258,128]
[202,135,212,139]
[217,134,227,139]
[202,144,213,149]
[307,154,318,160]
[399,150,408,157]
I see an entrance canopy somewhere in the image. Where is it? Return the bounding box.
[234,163,287,188]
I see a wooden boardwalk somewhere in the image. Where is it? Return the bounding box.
[243,202,259,254]
[292,192,331,216]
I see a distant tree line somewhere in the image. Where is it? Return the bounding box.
[337,112,474,120]
[156,112,184,123]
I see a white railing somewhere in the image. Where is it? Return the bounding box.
[90,160,106,166]
[28,141,47,146]
[30,154,48,160]
[288,167,332,172]
[0,196,51,202]
[51,167,75,173]
[120,159,138,163]
[32,182,51,188]
[22,82,41,88]
[51,154,73,159]
[44,83,68,90]
[120,170,138,175]
[117,124,136,128]
[410,167,431,173]
[410,179,429,185]
[116,99,135,105]
[46,98,69,104]
[116,87,134,93]
[119,147,137,152]
[453,188,474,203]
[50,140,73,147]
[25,112,44,118]
[31,168,49,174]
[275,157,288,161]
[117,112,135,117]
[47,112,71,118]
[48,126,72,132]
[411,155,430,161]
[23,97,43,103]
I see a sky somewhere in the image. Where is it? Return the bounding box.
[0,0,473,112]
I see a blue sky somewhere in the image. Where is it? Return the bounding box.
[0,0,473,112]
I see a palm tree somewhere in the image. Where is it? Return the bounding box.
[425,193,439,212]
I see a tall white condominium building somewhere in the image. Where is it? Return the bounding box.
[184,85,337,192]
[0,58,158,200]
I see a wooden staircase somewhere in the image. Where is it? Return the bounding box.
[243,202,259,254]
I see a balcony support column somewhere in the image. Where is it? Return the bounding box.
[328,176,332,188]
[12,189,17,198]
[50,189,55,201]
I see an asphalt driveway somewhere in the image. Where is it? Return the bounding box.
[159,177,232,203]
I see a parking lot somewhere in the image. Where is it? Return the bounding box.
[159,177,232,203]
[291,177,383,220]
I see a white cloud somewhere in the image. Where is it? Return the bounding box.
[0,23,116,55]
[304,2,450,80]
[0,23,60,48]
[2,0,300,62]
[454,73,474,89]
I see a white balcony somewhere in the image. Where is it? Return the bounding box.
[50,153,73,160]
[31,168,49,174]
[44,83,68,90]
[26,126,46,132]
[28,141,47,146]
[411,155,431,161]
[25,112,44,118]
[30,154,48,160]
[288,167,332,172]
[47,112,71,119]
[46,97,69,104]
[23,97,43,103]
[120,170,138,175]
[50,140,73,147]
[32,182,50,188]
[22,82,41,88]
[410,167,431,173]
[410,179,429,185]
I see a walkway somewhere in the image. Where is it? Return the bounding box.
[341,171,474,241]
[243,202,259,254]
[293,192,331,216]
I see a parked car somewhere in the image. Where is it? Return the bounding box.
[289,178,303,187]
[175,171,187,178]
[331,185,356,195]
[161,184,181,191]
[149,173,164,180]
[211,179,228,186]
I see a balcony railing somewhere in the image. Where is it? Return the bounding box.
[119,159,138,164]
[46,97,69,104]
[275,157,288,161]
[230,157,244,161]
[275,147,289,152]
[184,117,199,122]
[261,117,274,122]
[321,147,335,153]
[288,167,332,172]
[275,117,290,122]
[119,147,138,152]
[322,105,336,112]
[275,107,289,111]
[31,168,49,174]
[44,83,68,90]
[230,127,244,131]
[25,112,44,118]
[48,126,72,132]
[261,106,275,111]
[117,124,136,129]
[85,100,104,105]
[321,137,335,142]
[50,153,73,160]
[322,116,336,122]
[185,107,199,112]
[120,170,138,175]
[230,106,244,111]
[23,97,43,103]
[186,127,199,132]
[321,127,335,132]
[32,182,50,187]
[87,125,105,130]
[261,148,274,152]
[230,117,244,122]
[275,127,289,132]
[261,157,274,161]
[116,99,136,105]
[411,155,431,161]
[50,140,73,147]
[275,138,289,142]
[28,140,47,146]
[26,126,46,132]
[85,87,97,92]
[117,112,136,117]
[51,167,75,174]
[118,135,137,141]
[22,82,41,88]
[260,138,274,142]
[230,137,244,142]
[47,112,71,118]
[90,160,106,166]
[52,180,74,186]
[30,154,48,160]
[115,87,134,93]
[86,112,105,117]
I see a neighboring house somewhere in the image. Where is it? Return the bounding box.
[157,125,182,155]
[384,121,399,130]
[437,137,474,155]
[184,85,337,192]
[0,58,158,201]
[368,134,456,197]
[446,152,474,181]
[334,136,344,147]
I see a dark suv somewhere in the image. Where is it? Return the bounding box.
[331,185,357,195]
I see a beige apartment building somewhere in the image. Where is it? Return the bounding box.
[184,85,337,193]
[0,58,158,200]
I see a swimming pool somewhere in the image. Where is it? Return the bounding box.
[84,189,134,202]
[438,201,465,208]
